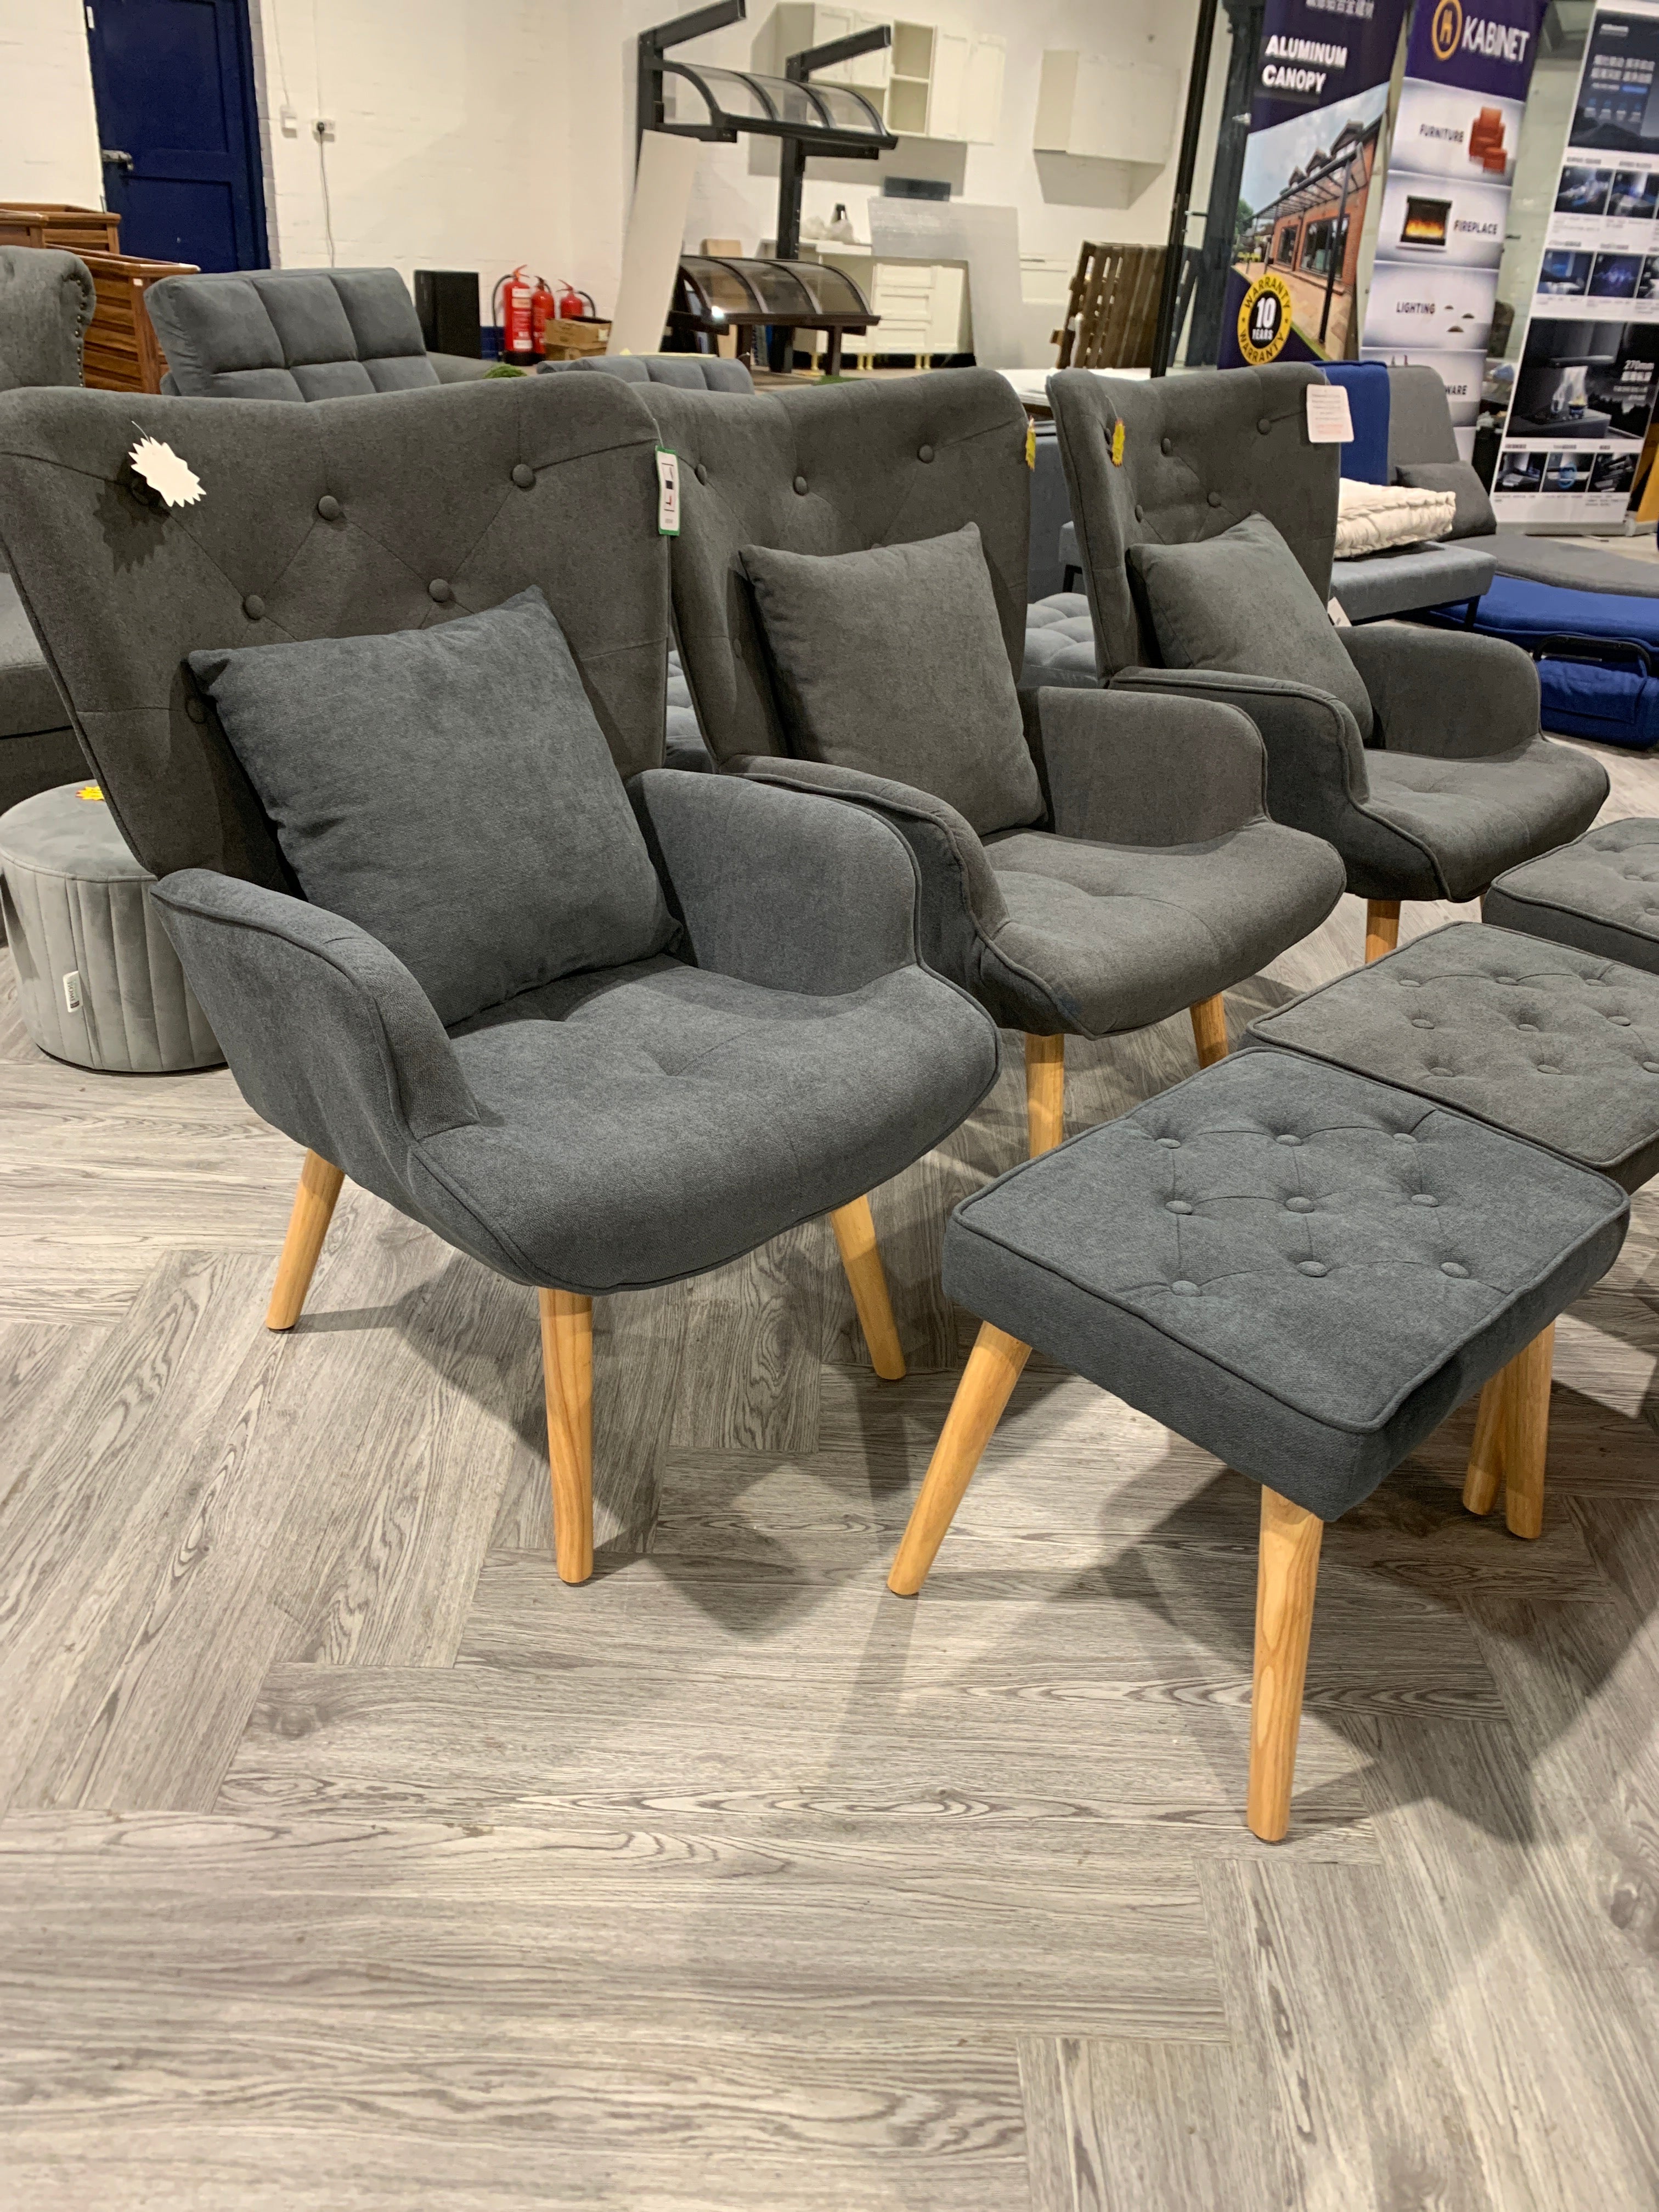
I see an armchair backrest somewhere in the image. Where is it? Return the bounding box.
[1385,363,1462,472]
[0,376,670,885]
[639,368,1030,768]
[1049,364,1338,679]
[539,354,754,393]
[0,247,93,392]
[145,267,441,401]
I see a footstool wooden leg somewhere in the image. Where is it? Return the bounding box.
[1189,992,1229,1069]
[1364,899,1401,964]
[1503,1322,1555,1541]
[1025,1033,1066,1156]
[888,1322,1031,1595]
[1463,1371,1507,1516]
[1248,1486,1324,1843]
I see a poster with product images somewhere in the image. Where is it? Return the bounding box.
[1494,0,1659,521]
[1218,0,1412,368]
[1359,0,1544,457]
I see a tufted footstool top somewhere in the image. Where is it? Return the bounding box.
[1250,922,1659,1190]
[1020,593,1099,690]
[945,1050,1625,1520]
[1485,819,1659,975]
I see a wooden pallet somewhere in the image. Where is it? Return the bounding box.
[1053,241,1166,371]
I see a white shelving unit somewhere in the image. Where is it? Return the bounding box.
[1033,49,1177,172]
[754,8,1003,143]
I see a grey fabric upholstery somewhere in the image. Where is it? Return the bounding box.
[1028,422,1071,601]
[145,268,447,402]
[188,588,674,1028]
[538,353,754,393]
[0,379,672,885]
[1395,460,1496,541]
[1021,593,1098,689]
[943,1047,1627,1521]
[665,648,710,771]
[1486,820,1659,972]
[153,771,997,1293]
[1487,531,1659,596]
[1339,622,1541,757]
[0,781,220,1070]
[1251,921,1659,1192]
[740,523,1043,835]
[1329,541,1496,623]
[1384,364,1463,473]
[0,248,93,394]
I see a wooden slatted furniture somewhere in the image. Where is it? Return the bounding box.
[1053,241,1166,370]
[79,250,194,394]
[0,203,122,255]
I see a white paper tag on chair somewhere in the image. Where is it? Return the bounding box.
[1327,595,1351,627]
[1305,385,1353,444]
[127,433,204,508]
[656,447,680,537]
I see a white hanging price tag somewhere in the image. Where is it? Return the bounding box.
[656,447,680,536]
[1305,385,1353,445]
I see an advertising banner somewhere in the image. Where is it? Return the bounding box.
[1360,0,1544,455]
[1493,0,1659,522]
[1219,0,1412,368]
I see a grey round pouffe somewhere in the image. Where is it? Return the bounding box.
[0,781,222,1071]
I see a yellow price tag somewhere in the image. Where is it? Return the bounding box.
[1024,422,1036,469]
[1110,420,1126,466]
[77,783,103,802]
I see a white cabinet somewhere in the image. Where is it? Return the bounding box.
[961,36,1005,144]
[1034,50,1177,171]
[753,9,1003,143]
[817,249,968,358]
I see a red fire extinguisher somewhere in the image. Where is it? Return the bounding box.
[555,280,595,321]
[493,267,556,360]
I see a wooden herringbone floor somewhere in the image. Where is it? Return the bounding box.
[3,738,1658,2209]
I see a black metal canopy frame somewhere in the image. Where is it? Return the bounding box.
[637,3,894,160]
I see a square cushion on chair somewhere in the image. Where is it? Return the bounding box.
[1128,512,1374,740]
[1395,461,1497,541]
[188,586,674,1027]
[738,522,1044,836]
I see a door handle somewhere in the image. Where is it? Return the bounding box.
[100,148,134,170]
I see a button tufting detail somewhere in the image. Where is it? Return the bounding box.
[1206,490,1222,507]
[793,474,808,494]
[1411,1193,1439,1206]
[1134,503,1145,521]
[1257,417,1271,434]
[1299,1260,1328,1276]
[1276,1133,1302,1146]
[1166,1199,1194,1215]
[185,696,206,723]
[428,579,453,603]
[1646,1062,1659,1073]
[1170,1279,1199,1296]
[694,462,709,483]
[1441,1262,1469,1278]
[1160,435,1172,454]
[917,444,934,462]
[1411,1017,1434,1029]
[242,594,264,620]
[317,494,341,520]
[511,464,534,490]
[1157,1137,1181,1149]
[1609,1014,1632,1026]
[1285,1196,1314,1213]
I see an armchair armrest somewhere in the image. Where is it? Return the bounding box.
[1339,622,1540,758]
[627,767,923,997]
[150,871,479,1186]
[1037,685,1267,845]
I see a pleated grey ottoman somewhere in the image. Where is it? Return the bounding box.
[0,781,221,1071]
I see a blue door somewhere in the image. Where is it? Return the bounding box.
[84,0,268,270]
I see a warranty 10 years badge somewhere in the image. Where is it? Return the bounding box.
[1237,270,1293,365]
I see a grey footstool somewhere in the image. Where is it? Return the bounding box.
[1250,920,1659,1540]
[885,1049,1626,1839]
[0,781,221,1071]
[1485,819,1659,973]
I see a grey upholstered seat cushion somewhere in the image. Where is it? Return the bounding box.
[1130,512,1374,738]
[1485,819,1659,971]
[1251,922,1659,1190]
[1488,532,1659,596]
[1363,741,1609,906]
[188,588,673,1026]
[1395,461,1496,541]
[538,354,754,392]
[944,1049,1627,1521]
[1021,594,1098,688]
[144,268,442,402]
[740,523,1043,835]
[1329,542,1496,623]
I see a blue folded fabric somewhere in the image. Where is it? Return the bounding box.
[1322,362,1391,484]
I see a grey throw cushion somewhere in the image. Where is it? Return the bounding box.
[1129,511,1373,741]
[1395,461,1497,541]
[738,522,1044,836]
[187,586,674,1027]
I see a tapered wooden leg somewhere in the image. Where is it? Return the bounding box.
[1248,1486,1324,1843]
[264,1150,345,1330]
[1462,1372,1507,1516]
[829,1195,906,1382]
[538,1288,594,1585]
[887,1322,1031,1595]
[1025,1032,1066,1156]
[1189,992,1229,1069]
[1364,899,1401,964]
[1503,1322,1555,1542]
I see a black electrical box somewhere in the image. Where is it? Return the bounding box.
[414,269,482,358]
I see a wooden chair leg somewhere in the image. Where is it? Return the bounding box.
[888,1322,1030,1595]
[1025,1032,1066,1156]
[829,1195,906,1381]
[1364,899,1401,964]
[1503,1322,1555,1541]
[1462,1370,1507,1516]
[1248,1485,1324,1843]
[265,1150,345,1331]
[1189,992,1229,1069]
[539,1288,594,1585]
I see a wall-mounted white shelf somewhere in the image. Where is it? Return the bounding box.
[1034,50,1177,173]
[755,8,1003,144]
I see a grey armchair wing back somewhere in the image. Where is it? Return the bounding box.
[638,368,1031,766]
[144,267,464,400]
[0,376,670,883]
[1050,363,1337,679]
[0,247,94,393]
[538,354,754,393]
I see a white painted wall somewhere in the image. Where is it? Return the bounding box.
[0,0,103,208]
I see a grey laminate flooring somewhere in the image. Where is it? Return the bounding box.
[3,740,1659,2209]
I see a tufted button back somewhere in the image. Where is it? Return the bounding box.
[511,464,534,490]
[317,494,342,520]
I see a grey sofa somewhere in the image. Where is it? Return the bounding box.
[642,368,1347,1152]
[1051,363,1609,963]
[0,247,93,813]
[0,374,998,1581]
[144,266,494,399]
[538,353,754,392]
[1327,366,1498,623]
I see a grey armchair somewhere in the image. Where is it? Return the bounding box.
[144,266,494,399]
[640,369,1346,1153]
[0,246,94,811]
[0,375,998,1581]
[1051,364,1609,963]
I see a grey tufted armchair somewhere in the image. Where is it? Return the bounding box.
[642,369,1347,1153]
[0,375,999,1581]
[1051,364,1609,963]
